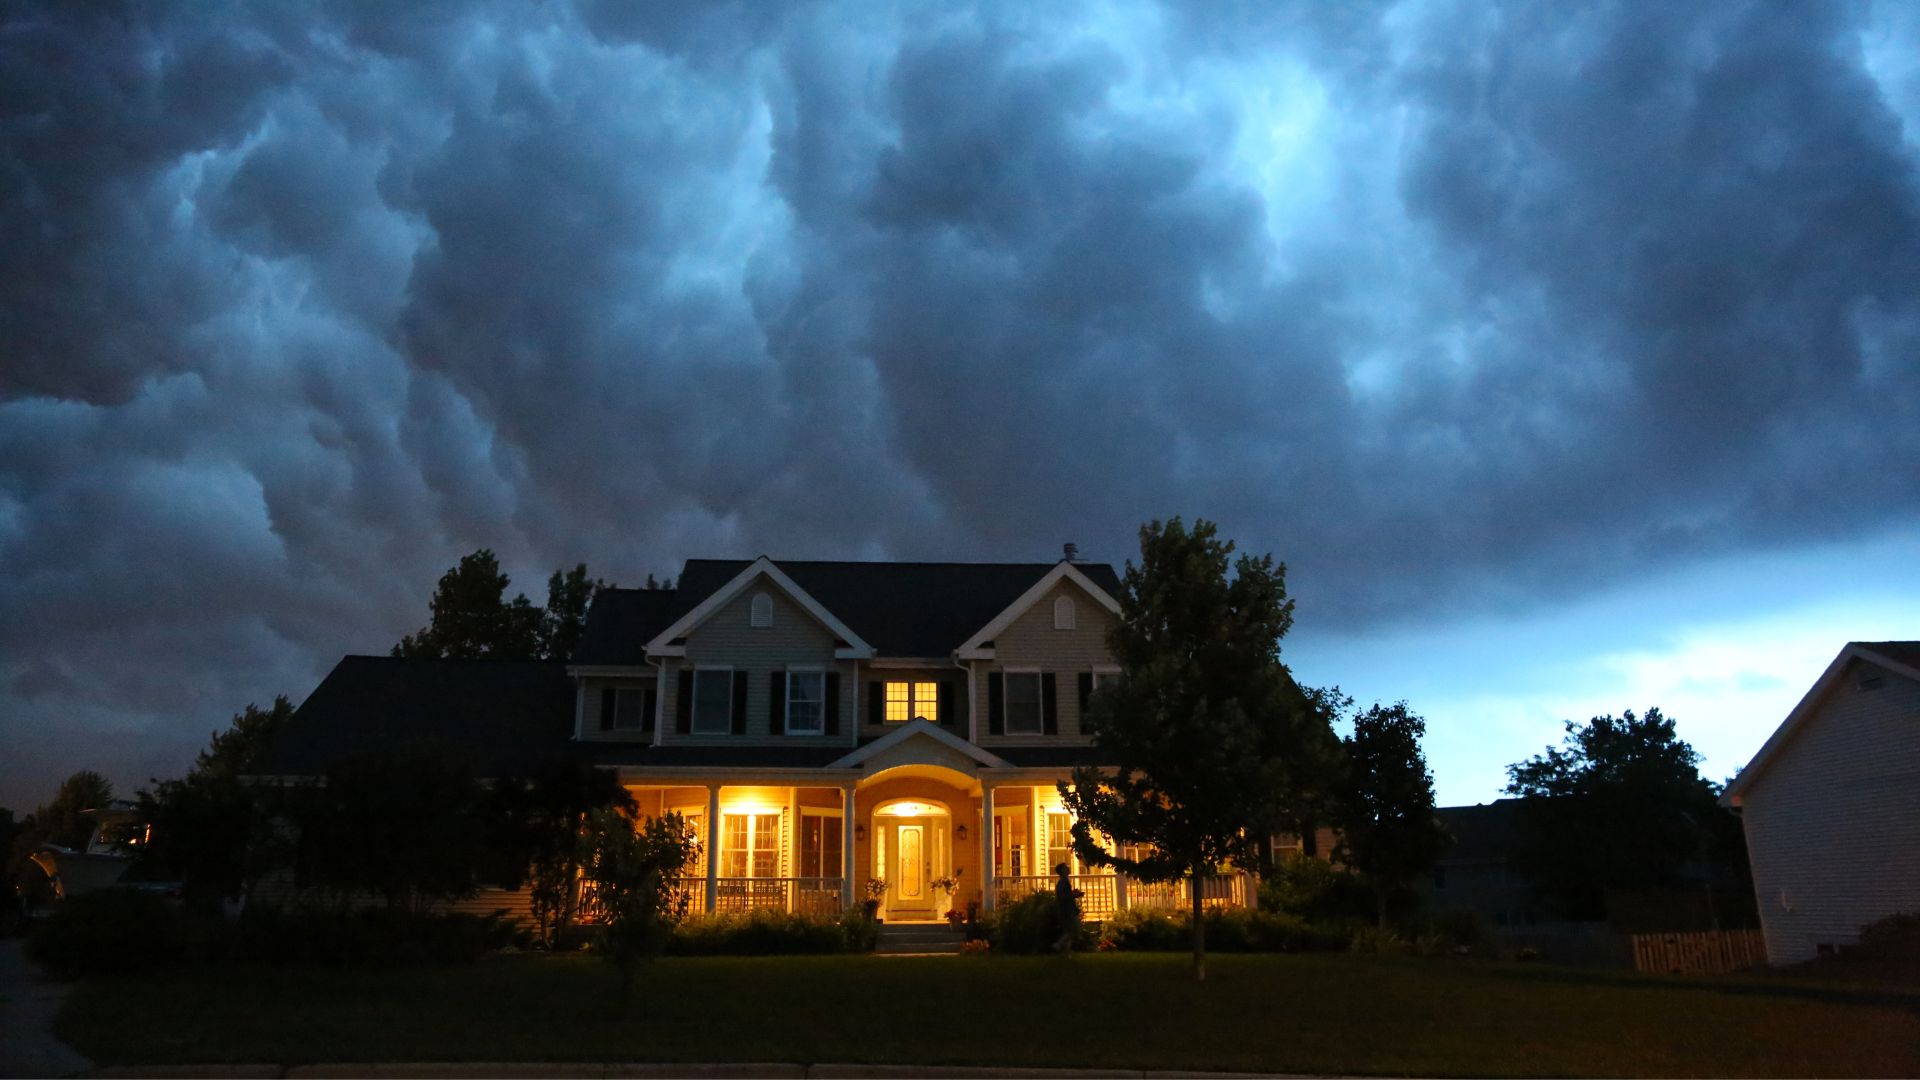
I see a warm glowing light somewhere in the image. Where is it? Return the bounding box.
[877,800,943,817]
[721,802,779,817]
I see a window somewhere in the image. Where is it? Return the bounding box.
[787,671,825,734]
[750,592,773,628]
[1004,672,1043,734]
[993,811,1027,877]
[1046,812,1080,875]
[799,813,843,878]
[883,680,939,723]
[1053,595,1076,630]
[692,669,733,734]
[611,687,649,731]
[1091,670,1120,695]
[722,812,781,878]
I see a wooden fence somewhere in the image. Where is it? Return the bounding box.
[1630,929,1766,974]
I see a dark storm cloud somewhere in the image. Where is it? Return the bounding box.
[2,0,1917,805]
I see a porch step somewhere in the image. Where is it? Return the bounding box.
[874,922,964,955]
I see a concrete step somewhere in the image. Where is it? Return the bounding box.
[874,922,964,955]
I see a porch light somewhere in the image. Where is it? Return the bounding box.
[854,824,866,841]
[954,824,968,841]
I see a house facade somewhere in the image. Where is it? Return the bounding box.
[1721,640,1920,965]
[264,551,1255,923]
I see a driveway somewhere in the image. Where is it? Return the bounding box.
[0,938,92,1078]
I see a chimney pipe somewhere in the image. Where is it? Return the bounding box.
[1062,542,1079,562]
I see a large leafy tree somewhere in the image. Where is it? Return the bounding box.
[393,549,544,659]
[194,696,295,779]
[1504,707,1724,919]
[289,749,493,913]
[1334,701,1451,926]
[1060,517,1340,981]
[538,564,607,663]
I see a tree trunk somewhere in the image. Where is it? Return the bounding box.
[1375,883,1387,929]
[1190,862,1206,982]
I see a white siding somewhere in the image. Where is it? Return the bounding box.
[659,581,857,745]
[975,579,1116,748]
[1741,658,1920,965]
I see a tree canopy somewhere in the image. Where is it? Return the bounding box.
[194,696,295,779]
[393,549,625,662]
[1060,517,1339,980]
[1333,701,1451,925]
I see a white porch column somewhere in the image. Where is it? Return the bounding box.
[704,783,721,915]
[841,783,857,910]
[980,782,995,912]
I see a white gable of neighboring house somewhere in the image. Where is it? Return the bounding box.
[1725,643,1920,966]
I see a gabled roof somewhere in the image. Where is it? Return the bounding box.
[571,588,680,667]
[1720,640,1920,807]
[256,657,575,778]
[955,561,1124,658]
[826,718,1010,769]
[642,557,876,658]
[663,558,1123,658]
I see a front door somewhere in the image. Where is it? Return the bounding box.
[888,821,934,919]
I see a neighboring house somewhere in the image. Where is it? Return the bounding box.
[259,550,1255,922]
[1721,640,1920,966]
[1419,800,1547,929]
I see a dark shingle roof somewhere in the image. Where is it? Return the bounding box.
[1434,800,1523,865]
[572,588,681,666]
[1858,640,1920,672]
[664,559,1123,658]
[991,745,1116,769]
[575,744,853,769]
[258,657,575,778]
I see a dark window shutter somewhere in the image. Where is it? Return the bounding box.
[676,671,693,734]
[868,680,884,727]
[988,672,1005,735]
[600,687,615,732]
[769,672,786,734]
[731,670,749,734]
[643,686,657,733]
[938,681,958,727]
[1077,673,1093,716]
[1041,673,1058,734]
[825,673,841,735]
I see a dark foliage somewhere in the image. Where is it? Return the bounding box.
[28,888,183,977]
[1334,701,1452,926]
[288,749,493,912]
[668,910,878,955]
[1256,853,1377,924]
[1100,907,1350,953]
[393,549,545,660]
[487,760,633,947]
[195,697,295,780]
[982,891,1097,953]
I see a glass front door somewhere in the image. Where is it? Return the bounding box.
[886,819,937,918]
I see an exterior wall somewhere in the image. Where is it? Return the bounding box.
[975,579,1117,748]
[659,582,857,745]
[576,674,659,743]
[1742,659,1920,965]
[858,664,969,739]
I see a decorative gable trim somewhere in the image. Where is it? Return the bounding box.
[1721,641,1920,807]
[642,557,876,659]
[826,718,1011,770]
[955,561,1122,659]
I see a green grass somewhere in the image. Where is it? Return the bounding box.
[58,952,1920,1077]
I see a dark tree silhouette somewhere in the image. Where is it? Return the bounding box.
[1334,701,1451,926]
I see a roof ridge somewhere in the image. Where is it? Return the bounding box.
[684,557,1107,569]
[339,654,565,664]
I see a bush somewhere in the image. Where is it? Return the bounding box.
[983,891,1095,954]
[1101,906,1349,953]
[1855,911,1920,959]
[1349,925,1410,954]
[28,889,185,978]
[1258,853,1375,923]
[667,909,874,955]
[219,906,526,966]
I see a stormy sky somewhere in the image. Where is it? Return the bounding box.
[4,0,1918,812]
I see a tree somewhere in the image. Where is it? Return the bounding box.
[194,696,295,779]
[538,564,607,664]
[289,749,492,912]
[7,771,115,909]
[393,549,544,660]
[1333,702,1451,926]
[1504,707,1724,919]
[1060,518,1340,980]
[580,806,696,1013]
[134,772,281,911]
[490,760,634,948]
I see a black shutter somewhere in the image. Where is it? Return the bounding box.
[769,672,786,735]
[642,685,657,733]
[676,670,693,734]
[1041,672,1058,734]
[868,680,884,727]
[938,681,957,727]
[825,672,841,735]
[731,670,749,734]
[988,672,1005,735]
[600,687,615,732]
[1077,673,1093,717]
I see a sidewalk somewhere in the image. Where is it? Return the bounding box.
[84,1064,1319,1078]
[0,939,94,1079]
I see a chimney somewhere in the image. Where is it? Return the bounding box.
[1062,542,1079,562]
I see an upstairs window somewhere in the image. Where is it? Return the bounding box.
[750,592,773,627]
[884,680,940,723]
[1053,595,1076,630]
[1004,672,1044,734]
[787,671,825,734]
[612,687,650,731]
[692,669,734,734]
[1091,670,1121,695]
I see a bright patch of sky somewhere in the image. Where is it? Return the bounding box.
[1286,522,1920,807]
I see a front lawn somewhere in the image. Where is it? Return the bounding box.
[59,952,1920,1076]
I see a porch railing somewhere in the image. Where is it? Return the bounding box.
[993,874,1118,918]
[993,872,1252,916]
[1125,873,1252,912]
[711,876,844,916]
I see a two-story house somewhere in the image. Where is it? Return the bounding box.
[261,549,1255,923]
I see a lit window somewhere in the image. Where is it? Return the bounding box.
[1004,672,1043,734]
[750,592,773,628]
[1047,812,1080,875]
[722,812,781,878]
[692,670,732,734]
[612,687,649,731]
[1054,595,1076,630]
[787,671,824,734]
[799,813,844,878]
[883,681,939,723]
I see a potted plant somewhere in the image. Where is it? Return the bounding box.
[934,868,966,926]
[862,877,887,921]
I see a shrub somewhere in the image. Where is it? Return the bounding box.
[1348,925,1410,954]
[1855,911,1920,959]
[220,906,525,966]
[28,889,185,978]
[1258,853,1375,923]
[1099,906,1349,953]
[983,891,1096,953]
[667,909,874,955]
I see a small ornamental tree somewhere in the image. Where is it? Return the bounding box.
[491,760,634,948]
[290,749,492,913]
[1333,701,1451,926]
[1060,518,1340,981]
[581,806,696,1013]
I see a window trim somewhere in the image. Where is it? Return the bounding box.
[882,679,940,724]
[1002,668,1044,736]
[690,666,735,735]
[785,667,826,736]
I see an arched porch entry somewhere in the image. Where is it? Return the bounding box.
[855,765,981,922]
